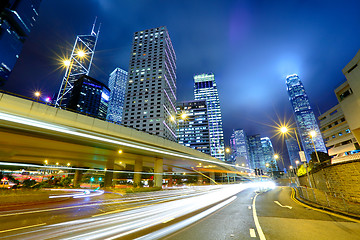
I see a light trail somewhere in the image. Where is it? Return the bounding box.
[0,184,258,240]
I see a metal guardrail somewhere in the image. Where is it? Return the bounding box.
[296,186,360,215]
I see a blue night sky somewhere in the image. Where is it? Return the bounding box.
[5,0,360,157]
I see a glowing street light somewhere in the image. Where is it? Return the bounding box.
[274,154,279,160]
[180,113,187,120]
[309,130,317,138]
[77,50,85,58]
[67,162,71,167]
[225,148,230,153]
[280,126,288,134]
[170,115,175,122]
[63,59,71,67]
[44,159,48,164]
[118,149,123,154]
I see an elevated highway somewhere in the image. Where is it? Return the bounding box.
[0,92,241,186]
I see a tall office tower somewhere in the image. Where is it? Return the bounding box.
[67,75,110,119]
[261,137,278,172]
[286,74,327,161]
[55,19,100,107]
[176,100,210,154]
[0,0,41,86]
[194,73,225,160]
[106,67,128,124]
[248,134,264,170]
[285,136,301,167]
[122,26,177,141]
[230,129,250,168]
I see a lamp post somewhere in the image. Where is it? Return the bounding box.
[34,91,41,102]
[279,125,313,188]
[309,130,320,163]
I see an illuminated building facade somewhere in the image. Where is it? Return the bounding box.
[248,134,264,170]
[0,0,41,86]
[67,75,110,119]
[229,129,250,167]
[286,74,327,161]
[55,20,100,107]
[176,100,210,155]
[285,136,301,167]
[261,137,278,171]
[122,26,177,141]
[194,73,225,160]
[106,67,127,124]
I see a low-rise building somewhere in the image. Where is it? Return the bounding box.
[318,104,358,157]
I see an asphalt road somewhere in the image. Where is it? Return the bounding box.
[0,184,359,239]
[165,186,360,240]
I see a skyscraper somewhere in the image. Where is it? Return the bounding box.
[230,129,250,167]
[194,73,225,160]
[176,100,210,155]
[67,75,110,119]
[55,20,100,107]
[286,74,327,161]
[0,0,42,86]
[106,67,127,124]
[122,26,177,141]
[261,137,278,172]
[285,136,301,167]
[248,134,264,170]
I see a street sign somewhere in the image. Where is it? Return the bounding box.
[299,151,306,162]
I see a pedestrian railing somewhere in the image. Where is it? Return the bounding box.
[296,186,360,215]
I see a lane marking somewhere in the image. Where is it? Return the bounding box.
[249,228,256,238]
[162,217,175,223]
[252,194,266,240]
[0,223,46,234]
[274,201,292,209]
[290,188,360,223]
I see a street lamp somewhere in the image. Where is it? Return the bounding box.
[309,130,320,163]
[34,91,41,102]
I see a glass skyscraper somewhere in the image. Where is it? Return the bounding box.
[0,0,42,86]
[261,137,278,172]
[286,74,327,161]
[122,26,177,141]
[106,67,127,124]
[248,134,264,170]
[67,75,110,119]
[285,136,301,167]
[194,73,225,161]
[55,20,100,107]
[176,100,210,155]
[230,129,250,168]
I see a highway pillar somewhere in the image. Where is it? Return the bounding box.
[209,172,215,184]
[154,158,163,188]
[104,159,114,188]
[134,159,143,187]
[73,170,83,187]
[197,175,203,185]
[167,167,173,187]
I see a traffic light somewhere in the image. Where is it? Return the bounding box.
[90,177,94,182]
[98,177,102,181]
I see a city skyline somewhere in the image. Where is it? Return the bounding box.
[2,0,360,157]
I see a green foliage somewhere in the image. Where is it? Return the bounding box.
[310,151,330,163]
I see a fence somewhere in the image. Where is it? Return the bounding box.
[296,186,360,215]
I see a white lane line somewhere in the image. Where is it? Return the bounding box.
[0,223,46,234]
[249,228,256,238]
[248,206,252,210]
[274,201,292,209]
[252,194,266,240]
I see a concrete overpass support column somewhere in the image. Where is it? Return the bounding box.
[209,172,215,184]
[73,170,83,187]
[104,159,114,188]
[167,168,173,187]
[197,175,203,185]
[154,158,163,188]
[134,159,143,187]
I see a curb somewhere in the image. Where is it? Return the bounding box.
[291,187,360,223]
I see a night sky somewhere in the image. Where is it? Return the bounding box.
[4,0,360,160]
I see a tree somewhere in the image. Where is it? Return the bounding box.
[309,151,330,163]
